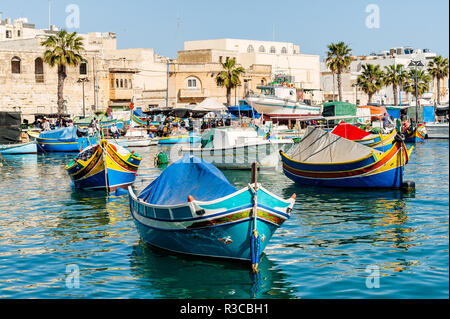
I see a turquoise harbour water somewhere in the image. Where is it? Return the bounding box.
[0,140,448,299]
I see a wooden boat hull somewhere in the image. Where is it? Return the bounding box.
[0,142,37,155]
[29,131,97,153]
[128,185,294,261]
[404,126,427,143]
[66,140,141,191]
[280,141,413,188]
[182,141,293,170]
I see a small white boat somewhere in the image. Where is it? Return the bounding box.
[126,137,159,147]
[0,142,37,155]
[181,128,293,170]
[425,122,449,139]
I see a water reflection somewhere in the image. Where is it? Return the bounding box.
[129,241,297,299]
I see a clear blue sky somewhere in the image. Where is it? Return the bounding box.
[1,0,448,59]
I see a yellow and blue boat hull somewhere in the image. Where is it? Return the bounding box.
[66,140,142,192]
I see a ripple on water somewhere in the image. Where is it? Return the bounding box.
[0,141,448,298]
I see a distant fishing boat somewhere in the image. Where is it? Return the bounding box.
[182,128,293,170]
[280,127,413,188]
[128,156,295,270]
[331,122,397,152]
[0,141,37,155]
[66,139,142,192]
[28,127,97,153]
[158,131,201,145]
[245,83,321,119]
[404,124,427,143]
[75,118,125,130]
[0,111,37,155]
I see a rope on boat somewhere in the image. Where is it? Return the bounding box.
[250,163,261,274]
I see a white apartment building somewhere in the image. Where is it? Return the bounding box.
[321,46,448,106]
[184,39,323,104]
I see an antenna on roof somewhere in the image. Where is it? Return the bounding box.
[48,0,51,29]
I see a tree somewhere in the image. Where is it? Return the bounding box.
[357,64,385,104]
[383,64,408,106]
[41,30,85,115]
[216,58,245,106]
[326,42,353,102]
[427,56,449,105]
[403,69,431,100]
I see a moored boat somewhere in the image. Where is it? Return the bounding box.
[0,142,37,155]
[280,127,413,188]
[128,155,295,269]
[158,131,201,145]
[404,124,427,143]
[181,127,293,170]
[29,127,97,153]
[66,139,142,191]
[245,83,321,119]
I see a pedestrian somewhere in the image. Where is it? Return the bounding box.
[110,124,120,139]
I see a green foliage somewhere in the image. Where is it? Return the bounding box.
[357,64,385,102]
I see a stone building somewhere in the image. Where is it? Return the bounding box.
[183,38,323,105]
[0,16,170,120]
[166,48,272,108]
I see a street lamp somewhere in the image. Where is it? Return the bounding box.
[77,77,90,118]
[352,83,359,106]
[408,60,424,127]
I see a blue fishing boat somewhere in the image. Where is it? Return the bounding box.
[66,139,142,192]
[0,142,37,155]
[280,127,413,189]
[28,127,97,153]
[128,156,295,271]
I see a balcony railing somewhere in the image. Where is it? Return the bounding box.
[179,88,208,98]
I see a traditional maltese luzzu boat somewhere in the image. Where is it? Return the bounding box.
[280,127,413,189]
[66,139,141,192]
[128,155,295,271]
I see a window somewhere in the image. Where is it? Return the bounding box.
[17,30,21,37]
[6,30,12,39]
[124,79,128,88]
[35,58,44,83]
[79,62,88,75]
[187,78,197,88]
[270,46,276,54]
[129,80,132,89]
[247,45,254,53]
[111,79,114,88]
[11,57,21,74]
[120,79,123,88]
[116,79,119,88]
[281,47,287,54]
[259,46,265,53]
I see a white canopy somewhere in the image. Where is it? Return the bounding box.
[192,98,227,112]
[287,127,382,164]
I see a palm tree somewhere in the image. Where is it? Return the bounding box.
[427,56,449,105]
[41,30,85,115]
[383,64,408,106]
[326,42,353,102]
[356,64,385,104]
[216,57,245,106]
[403,69,432,101]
